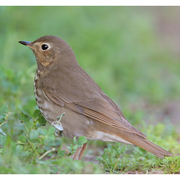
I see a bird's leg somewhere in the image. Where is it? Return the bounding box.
[78,142,87,160]
[73,146,82,160]
[72,142,88,160]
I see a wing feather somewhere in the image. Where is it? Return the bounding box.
[42,89,146,138]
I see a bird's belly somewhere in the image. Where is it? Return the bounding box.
[34,89,132,144]
[34,85,93,139]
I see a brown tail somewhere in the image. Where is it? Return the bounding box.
[119,131,172,158]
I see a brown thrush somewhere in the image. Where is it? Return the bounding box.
[19,35,172,160]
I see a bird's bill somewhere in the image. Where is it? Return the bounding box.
[18,41,32,46]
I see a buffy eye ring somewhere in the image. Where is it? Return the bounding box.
[41,44,49,50]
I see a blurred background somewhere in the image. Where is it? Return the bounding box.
[0,7,180,168]
[1,6,180,129]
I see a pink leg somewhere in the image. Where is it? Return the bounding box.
[78,143,88,160]
[73,146,81,160]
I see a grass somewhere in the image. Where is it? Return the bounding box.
[97,123,180,174]
[0,6,180,174]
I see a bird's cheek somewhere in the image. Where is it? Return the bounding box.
[39,55,54,67]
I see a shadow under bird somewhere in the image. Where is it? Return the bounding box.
[19,35,172,160]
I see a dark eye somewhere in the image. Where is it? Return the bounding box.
[41,44,49,50]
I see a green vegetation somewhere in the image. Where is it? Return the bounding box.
[0,105,101,173]
[97,123,180,174]
[0,6,180,173]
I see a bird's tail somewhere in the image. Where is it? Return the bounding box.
[118,131,172,158]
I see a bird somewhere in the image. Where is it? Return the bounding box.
[19,35,172,160]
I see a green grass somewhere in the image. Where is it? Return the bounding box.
[0,6,180,173]
[97,123,180,174]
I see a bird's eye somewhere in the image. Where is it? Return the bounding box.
[41,44,49,50]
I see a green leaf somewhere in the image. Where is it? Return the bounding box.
[51,165,58,174]
[0,134,7,146]
[73,136,77,144]
[47,126,56,135]
[32,109,42,118]
[77,136,87,146]
[32,109,46,128]
[29,130,39,140]
[57,150,66,158]
[0,105,8,114]
[21,107,32,117]
[18,112,31,123]
[18,134,26,143]
[0,105,9,122]
[24,120,34,130]
[0,128,6,136]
